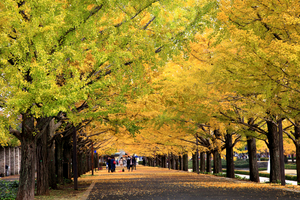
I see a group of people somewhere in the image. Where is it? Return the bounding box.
[106,156,116,172]
[106,156,137,173]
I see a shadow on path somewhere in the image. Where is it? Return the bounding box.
[85,166,300,200]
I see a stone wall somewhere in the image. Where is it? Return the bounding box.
[0,146,21,176]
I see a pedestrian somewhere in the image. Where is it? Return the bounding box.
[132,156,136,170]
[130,156,133,171]
[120,157,123,167]
[5,165,9,176]
[111,157,116,172]
[127,156,131,172]
[107,157,111,173]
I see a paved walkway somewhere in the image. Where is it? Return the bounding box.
[82,166,300,200]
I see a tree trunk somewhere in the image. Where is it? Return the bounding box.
[284,155,288,164]
[36,127,49,195]
[219,154,222,172]
[247,137,259,182]
[48,140,57,189]
[180,155,183,170]
[172,154,176,169]
[200,152,205,172]
[16,116,36,200]
[87,153,90,172]
[78,153,82,177]
[278,119,285,185]
[266,120,280,183]
[168,154,170,169]
[16,136,36,200]
[296,144,300,184]
[226,133,234,178]
[183,154,188,171]
[170,154,173,169]
[292,154,295,163]
[55,136,64,184]
[48,119,59,190]
[206,152,212,173]
[213,150,221,174]
[192,153,196,172]
[63,139,72,180]
[175,156,179,170]
[294,122,300,184]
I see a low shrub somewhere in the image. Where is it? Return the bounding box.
[222,169,297,182]
[260,158,269,161]
[0,180,19,200]
[138,161,143,165]
[285,164,296,169]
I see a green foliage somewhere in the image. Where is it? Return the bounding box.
[138,161,143,165]
[285,163,296,170]
[0,180,19,200]
[223,170,298,182]
[260,158,269,161]
[63,177,73,185]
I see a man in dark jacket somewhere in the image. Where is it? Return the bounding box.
[107,157,111,173]
[110,157,116,172]
[127,156,131,172]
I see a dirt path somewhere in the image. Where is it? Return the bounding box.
[80,166,300,200]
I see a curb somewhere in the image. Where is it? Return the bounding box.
[80,182,95,200]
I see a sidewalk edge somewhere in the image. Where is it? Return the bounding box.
[80,182,95,200]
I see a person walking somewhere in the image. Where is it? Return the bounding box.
[127,156,131,172]
[132,156,136,170]
[120,157,123,168]
[107,157,111,173]
[130,156,133,172]
[111,157,116,172]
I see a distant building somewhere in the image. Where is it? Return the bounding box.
[0,146,21,177]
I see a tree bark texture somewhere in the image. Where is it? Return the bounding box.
[36,126,49,195]
[294,122,300,184]
[16,137,36,200]
[78,153,82,177]
[183,154,188,171]
[55,136,64,184]
[278,119,285,185]
[267,120,281,183]
[16,116,36,200]
[192,153,196,172]
[200,152,205,172]
[219,154,222,172]
[213,150,221,174]
[226,133,234,178]
[206,152,212,173]
[63,139,72,179]
[48,140,57,189]
[247,137,259,182]
[175,156,179,170]
[181,155,184,170]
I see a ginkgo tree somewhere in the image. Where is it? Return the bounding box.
[0,0,203,199]
[212,0,300,183]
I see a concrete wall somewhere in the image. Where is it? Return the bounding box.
[0,146,21,176]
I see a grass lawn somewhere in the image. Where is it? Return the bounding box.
[188,159,297,170]
[34,181,91,200]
